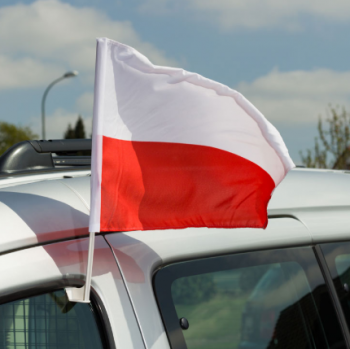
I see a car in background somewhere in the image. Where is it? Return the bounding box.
[1,139,350,348]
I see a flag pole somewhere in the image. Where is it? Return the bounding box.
[65,231,95,303]
[84,231,95,300]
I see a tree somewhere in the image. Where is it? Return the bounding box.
[74,116,86,139]
[64,124,75,139]
[0,122,38,156]
[300,106,350,169]
[64,115,86,139]
[64,116,90,156]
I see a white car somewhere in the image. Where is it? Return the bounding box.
[0,139,350,349]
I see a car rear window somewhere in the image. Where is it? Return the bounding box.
[154,247,346,349]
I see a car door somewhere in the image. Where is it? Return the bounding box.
[106,218,350,349]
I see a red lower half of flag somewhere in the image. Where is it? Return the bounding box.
[100,136,275,231]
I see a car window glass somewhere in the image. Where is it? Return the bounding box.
[321,241,350,334]
[154,247,346,349]
[335,254,350,276]
[0,289,105,349]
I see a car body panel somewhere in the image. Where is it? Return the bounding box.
[1,167,350,348]
[0,170,91,190]
[269,169,350,210]
[0,179,90,253]
[1,168,350,254]
[269,169,350,241]
[61,175,91,211]
[105,218,309,349]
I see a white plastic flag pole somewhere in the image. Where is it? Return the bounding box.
[65,231,95,303]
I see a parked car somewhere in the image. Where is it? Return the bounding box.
[1,139,350,349]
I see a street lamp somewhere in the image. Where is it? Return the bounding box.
[41,70,78,140]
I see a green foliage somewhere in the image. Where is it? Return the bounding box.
[172,274,216,305]
[0,122,38,156]
[74,116,86,139]
[64,124,75,139]
[64,115,90,156]
[64,115,86,139]
[300,106,350,169]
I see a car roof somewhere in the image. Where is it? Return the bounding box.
[0,168,349,255]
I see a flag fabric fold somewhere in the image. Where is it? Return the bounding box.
[89,37,295,233]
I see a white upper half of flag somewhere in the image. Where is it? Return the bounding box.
[92,38,294,188]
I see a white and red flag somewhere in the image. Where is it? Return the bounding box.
[89,38,294,233]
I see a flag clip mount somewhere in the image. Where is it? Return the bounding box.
[65,231,96,303]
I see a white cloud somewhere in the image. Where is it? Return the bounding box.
[31,109,92,139]
[0,0,177,90]
[76,92,94,115]
[236,68,350,124]
[0,55,63,90]
[139,0,350,31]
[138,0,182,15]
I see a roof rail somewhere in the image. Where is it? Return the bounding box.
[0,139,91,174]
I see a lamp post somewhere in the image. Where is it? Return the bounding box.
[41,71,78,140]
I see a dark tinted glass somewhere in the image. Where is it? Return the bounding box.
[0,290,105,349]
[321,241,350,334]
[154,247,346,349]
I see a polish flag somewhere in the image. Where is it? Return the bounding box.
[89,38,294,233]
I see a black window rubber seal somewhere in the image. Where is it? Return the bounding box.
[0,279,115,349]
[314,244,350,348]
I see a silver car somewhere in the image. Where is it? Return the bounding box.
[0,140,350,349]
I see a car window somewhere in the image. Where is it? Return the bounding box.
[321,241,350,335]
[154,247,346,349]
[0,289,106,349]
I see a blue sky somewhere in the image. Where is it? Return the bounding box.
[1,0,350,163]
